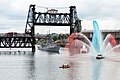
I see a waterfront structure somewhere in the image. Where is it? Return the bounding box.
[82,30,120,44]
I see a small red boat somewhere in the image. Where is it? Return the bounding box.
[59,64,70,69]
[96,54,104,59]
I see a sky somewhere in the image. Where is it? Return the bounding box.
[0,0,120,34]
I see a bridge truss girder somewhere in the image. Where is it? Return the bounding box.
[0,36,33,48]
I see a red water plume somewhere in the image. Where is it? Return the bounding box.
[65,33,85,54]
[65,33,75,48]
[109,34,116,47]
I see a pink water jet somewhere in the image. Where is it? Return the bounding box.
[65,33,90,55]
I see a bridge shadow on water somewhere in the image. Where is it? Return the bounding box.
[0,51,35,55]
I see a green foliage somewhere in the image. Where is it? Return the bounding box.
[52,36,58,41]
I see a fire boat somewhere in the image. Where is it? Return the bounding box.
[96,54,104,59]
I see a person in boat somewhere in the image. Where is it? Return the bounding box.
[59,64,70,68]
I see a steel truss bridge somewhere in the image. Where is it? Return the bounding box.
[0,4,81,52]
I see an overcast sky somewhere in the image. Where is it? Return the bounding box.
[0,0,120,34]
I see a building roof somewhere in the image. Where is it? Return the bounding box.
[47,9,58,11]
[47,9,58,13]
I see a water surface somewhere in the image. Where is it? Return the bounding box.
[0,47,120,80]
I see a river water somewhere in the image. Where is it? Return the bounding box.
[0,46,120,80]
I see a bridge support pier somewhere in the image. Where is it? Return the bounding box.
[32,37,35,52]
[32,46,35,52]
